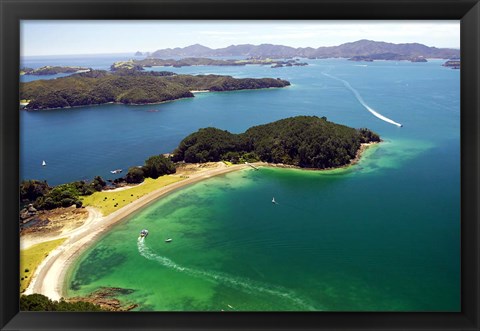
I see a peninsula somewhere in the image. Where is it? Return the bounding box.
[20,116,379,307]
[20,70,290,110]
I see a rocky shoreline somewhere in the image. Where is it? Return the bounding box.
[68,287,138,311]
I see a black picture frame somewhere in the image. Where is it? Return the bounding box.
[1,0,479,330]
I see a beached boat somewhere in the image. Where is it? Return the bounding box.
[139,229,149,238]
[110,169,123,174]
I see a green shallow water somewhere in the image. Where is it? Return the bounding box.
[58,59,459,311]
[66,140,460,311]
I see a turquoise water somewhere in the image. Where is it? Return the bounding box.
[20,57,460,310]
[67,144,460,311]
[20,59,458,185]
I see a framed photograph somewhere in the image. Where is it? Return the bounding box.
[1,0,479,330]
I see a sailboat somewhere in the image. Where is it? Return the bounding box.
[42,160,46,166]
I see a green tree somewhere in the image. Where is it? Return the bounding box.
[34,183,80,210]
[20,180,50,201]
[143,155,176,179]
[125,167,145,184]
[20,294,55,311]
[73,181,95,196]
[20,294,104,312]
[91,176,107,191]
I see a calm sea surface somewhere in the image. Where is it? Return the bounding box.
[20,55,460,311]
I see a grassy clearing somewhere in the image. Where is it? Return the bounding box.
[20,238,66,293]
[81,176,185,216]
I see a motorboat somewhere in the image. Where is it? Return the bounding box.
[165,238,172,243]
[139,229,149,238]
[110,169,123,174]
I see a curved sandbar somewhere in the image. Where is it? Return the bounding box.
[25,162,255,300]
[25,142,377,301]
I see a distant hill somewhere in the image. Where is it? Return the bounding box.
[150,40,459,60]
[111,58,308,70]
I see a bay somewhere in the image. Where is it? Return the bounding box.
[19,56,460,311]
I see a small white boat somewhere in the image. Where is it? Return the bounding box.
[272,197,277,204]
[42,160,46,166]
[139,229,149,238]
[110,169,123,174]
[165,238,172,243]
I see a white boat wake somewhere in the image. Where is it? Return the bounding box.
[322,72,403,127]
[137,240,316,310]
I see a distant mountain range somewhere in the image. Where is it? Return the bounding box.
[149,40,459,60]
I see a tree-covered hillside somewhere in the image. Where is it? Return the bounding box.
[20,70,290,110]
[172,116,380,168]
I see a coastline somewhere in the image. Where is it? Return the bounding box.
[24,162,255,300]
[21,86,289,111]
[21,97,195,112]
[264,142,378,171]
[24,142,376,302]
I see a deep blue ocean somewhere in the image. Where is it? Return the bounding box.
[20,54,460,311]
[20,56,459,186]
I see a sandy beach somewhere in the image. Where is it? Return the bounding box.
[23,143,375,301]
[24,162,254,300]
[190,90,210,93]
[264,142,378,171]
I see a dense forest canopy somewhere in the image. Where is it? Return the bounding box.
[20,70,290,110]
[172,116,380,168]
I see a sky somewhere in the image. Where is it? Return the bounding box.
[21,20,460,57]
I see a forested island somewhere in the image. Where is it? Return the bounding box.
[111,58,308,71]
[172,116,380,169]
[20,116,379,215]
[20,70,290,110]
[20,66,90,76]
